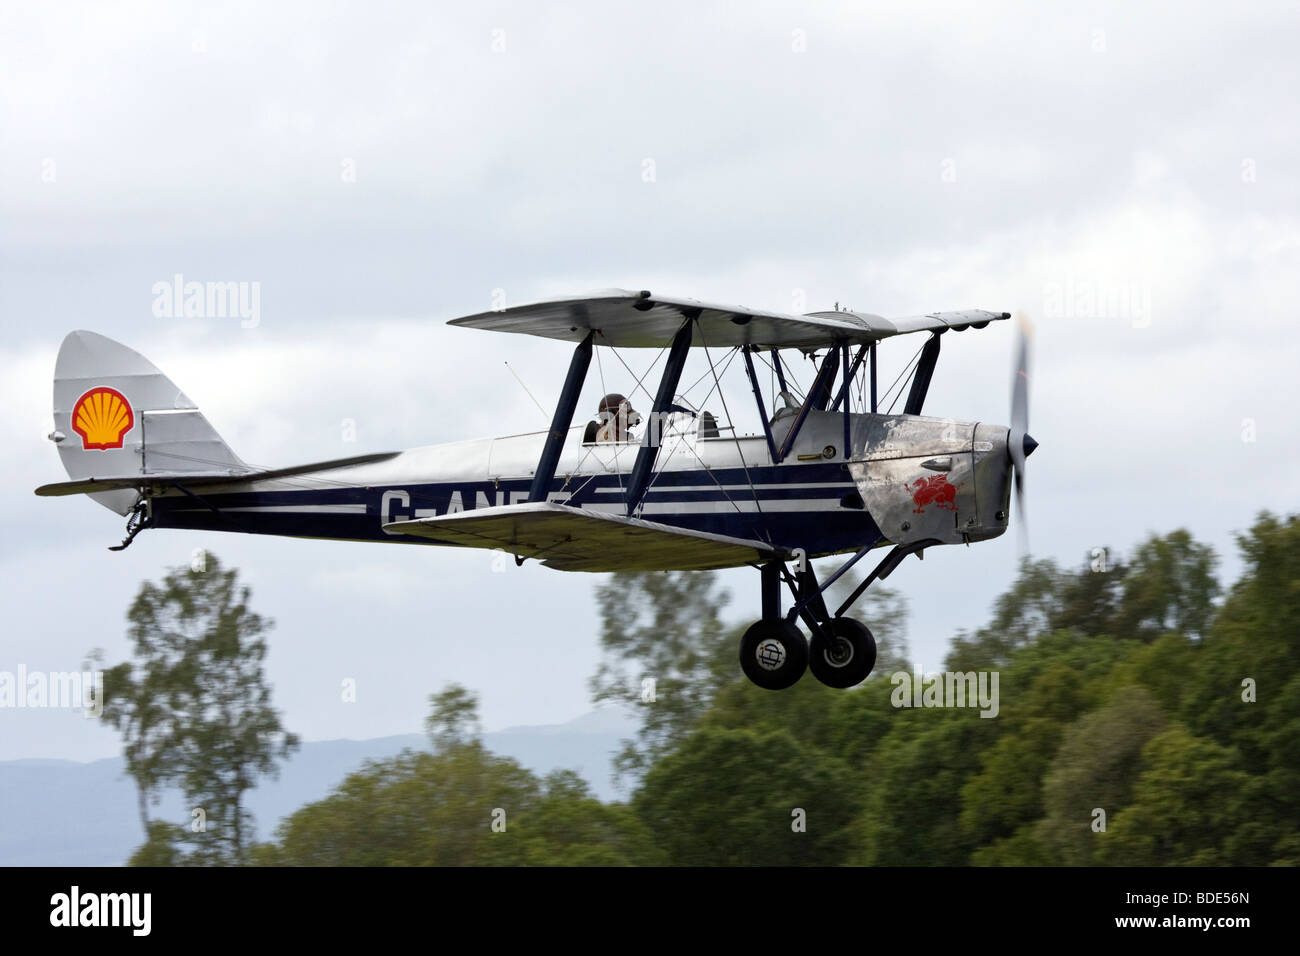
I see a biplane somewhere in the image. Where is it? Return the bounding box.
[36,289,1036,690]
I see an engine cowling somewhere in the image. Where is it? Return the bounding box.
[847,414,1012,546]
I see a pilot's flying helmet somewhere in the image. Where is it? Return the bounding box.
[597,393,641,426]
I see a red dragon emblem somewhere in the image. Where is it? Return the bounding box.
[908,474,960,514]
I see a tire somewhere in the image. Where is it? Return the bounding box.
[809,618,877,688]
[739,619,808,690]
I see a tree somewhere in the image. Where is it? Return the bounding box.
[1187,513,1300,755]
[1036,687,1167,865]
[258,685,622,866]
[259,744,542,866]
[89,656,177,838]
[959,628,1136,862]
[126,821,186,867]
[1053,552,1126,637]
[1178,513,1300,863]
[589,570,738,781]
[855,708,995,865]
[95,554,298,865]
[1116,529,1219,641]
[635,725,858,865]
[1098,725,1254,865]
[426,684,482,752]
[253,512,1298,868]
[946,557,1067,670]
[483,770,663,866]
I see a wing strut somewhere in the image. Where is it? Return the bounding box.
[773,350,790,394]
[830,343,869,412]
[529,330,593,503]
[742,346,780,464]
[830,342,869,459]
[869,342,878,412]
[625,318,694,515]
[809,344,840,411]
[903,332,942,415]
[776,341,844,462]
[839,342,851,459]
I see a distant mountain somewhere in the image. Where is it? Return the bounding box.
[0,709,635,867]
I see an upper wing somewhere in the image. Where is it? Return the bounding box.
[447,288,1008,349]
[384,501,784,572]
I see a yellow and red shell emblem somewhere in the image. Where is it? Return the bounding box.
[71,386,135,450]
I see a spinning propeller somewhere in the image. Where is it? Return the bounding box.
[1007,314,1038,547]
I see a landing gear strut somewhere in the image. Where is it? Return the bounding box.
[739,538,939,690]
[108,497,151,552]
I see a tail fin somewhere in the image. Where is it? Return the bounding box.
[51,330,246,514]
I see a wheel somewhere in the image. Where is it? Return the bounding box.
[739,619,808,690]
[809,618,877,688]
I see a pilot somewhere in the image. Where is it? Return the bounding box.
[584,393,641,443]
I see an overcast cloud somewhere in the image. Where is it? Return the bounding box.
[1,1,1296,761]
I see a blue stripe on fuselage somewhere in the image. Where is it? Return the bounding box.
[148,462,879,557]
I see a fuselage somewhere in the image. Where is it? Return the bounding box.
[149,408,886,562]
[43,320,1024,575]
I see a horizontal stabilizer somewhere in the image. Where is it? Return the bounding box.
[35,451,400,498]
[385,501,785,572]
[35,472,249,497]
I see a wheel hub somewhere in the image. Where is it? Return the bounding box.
[755,638,787,671]
[823,636,854,668]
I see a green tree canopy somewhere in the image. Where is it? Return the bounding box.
[96,553,298,865]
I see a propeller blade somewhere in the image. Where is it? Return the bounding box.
[1007,313,1035,551]
[1008,313,1032,471]
[1014,459,1027,552]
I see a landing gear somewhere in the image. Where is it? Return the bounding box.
[739,619,808,691]
[809,618,876,689]
[108,497,150,552]
[738,539,936,691]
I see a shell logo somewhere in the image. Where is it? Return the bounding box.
[71,386,135,450]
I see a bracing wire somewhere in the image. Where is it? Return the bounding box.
[696,330,763,517]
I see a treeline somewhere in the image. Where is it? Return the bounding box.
[106,513,1299,865]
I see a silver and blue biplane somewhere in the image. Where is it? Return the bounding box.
[37,289,1036,690]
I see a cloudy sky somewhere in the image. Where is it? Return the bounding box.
[2,1,1296,761]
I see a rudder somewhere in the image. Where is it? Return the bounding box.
[52,330,246,514]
